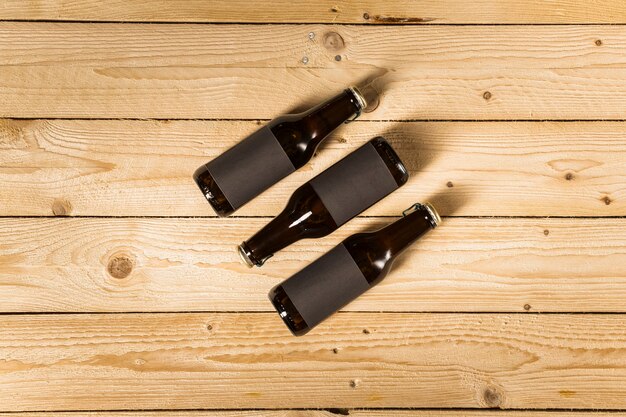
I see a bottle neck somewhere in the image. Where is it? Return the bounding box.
[377,208,435,259]
[301,89,361,147]
[242,212,303,266]
[270,89,363,170]
[240,183,338,266]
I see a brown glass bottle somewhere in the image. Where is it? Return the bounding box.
[193,87,367,216]
[238,137,409,267]
[269,202,440,336]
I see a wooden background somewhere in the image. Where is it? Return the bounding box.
[2,1,626,415]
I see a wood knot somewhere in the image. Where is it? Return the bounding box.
[363,12,370,20]
[483,386,503,407]
[51,198,72,216]
[327,408,350,415]
[107,254,134,279]
[483,91,492,100]
[335,54,342,62]
[524,303,531,311]
[332,348,339,354]
[565,173,574,181]
[603,196,612,205]
[595,39,603,46]
[349,379,360,388]
[323,31,345,52]
[446,181,454,188]
[362,328,370,334]
[543,229,549,236]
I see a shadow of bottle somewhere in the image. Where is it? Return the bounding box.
[390,187,472,272]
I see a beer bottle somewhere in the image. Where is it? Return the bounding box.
[194,87,367,216]
[238,137,409,267]
[269,202,441,336]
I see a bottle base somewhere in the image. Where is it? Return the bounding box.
[370,136,409,187]
[268,285,310,336]
[193,164,235,217]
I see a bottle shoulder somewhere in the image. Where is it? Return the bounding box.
[278,182,339,238]
[343,231,391,285]
[269,117,317,169]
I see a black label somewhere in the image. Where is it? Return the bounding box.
[281,243,370,329]
[310,141,398,226]
[207,126,295,210]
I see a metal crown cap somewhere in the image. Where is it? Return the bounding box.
[403,202,441,228]
[237,244,255,268]
[348,86,367,111]
[423,202,441,228]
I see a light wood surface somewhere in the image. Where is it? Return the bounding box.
[2,313,626,410]
[2,2,626,415]
[5,66,626,119]
[2,23,624,69]
[2,119,624,217]
[1,0,626,23]
[1,217,625,313]
[1,23,626,119]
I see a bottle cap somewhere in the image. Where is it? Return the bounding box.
[348,86,368,111]
[403,202,441,228]
[423,202,441,227]
[238,242,273,267]
[237,244,255,268]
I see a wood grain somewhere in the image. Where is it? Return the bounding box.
[2,217,625,313]
[1,24,626,119]
[2,119,624,217]
[1,0,625,23]
[2,313,626,410]
[1,23,624,69]
[5,66,626,119]
[2,8,626,416]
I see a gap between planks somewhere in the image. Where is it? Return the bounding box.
[2,410,626,415]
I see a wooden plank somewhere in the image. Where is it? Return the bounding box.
[1,119,624,217]
[1,24,626,119]
[1,23,624,69]
[4,66,626,119]
[2,217,626,313]
[2,313,626,410]
[1,412,624,417]
[1,0,625,23]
